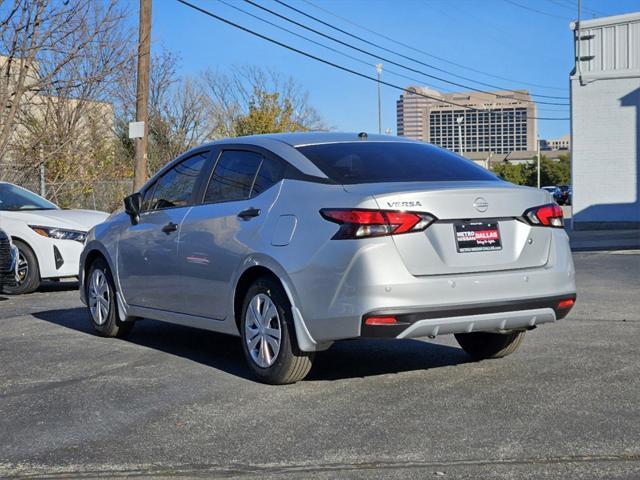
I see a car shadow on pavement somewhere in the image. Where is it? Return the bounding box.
[38,280,79,293]
[33,307,471,382]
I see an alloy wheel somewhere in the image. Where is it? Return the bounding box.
[16,251,28,285]
[244,293,282,368]
[88,269,110,326]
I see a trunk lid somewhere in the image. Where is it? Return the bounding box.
[344,181,554,276]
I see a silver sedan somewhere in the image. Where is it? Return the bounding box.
[80,133,576,384]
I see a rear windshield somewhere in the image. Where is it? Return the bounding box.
[296,142,499,184]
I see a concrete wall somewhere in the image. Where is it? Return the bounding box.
[571,77,640,228]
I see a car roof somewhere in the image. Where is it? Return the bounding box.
[140,133,422,193]
[210,131,417,148]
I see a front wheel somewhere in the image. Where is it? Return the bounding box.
[455,330,526,360]
[86,258,134,338]
[2,240,40,295]
[240,277,313,384]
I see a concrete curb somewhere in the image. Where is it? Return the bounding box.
[568,229,640,252]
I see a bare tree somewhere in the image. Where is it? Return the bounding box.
[201,66,326,138]
[0,0,132,183]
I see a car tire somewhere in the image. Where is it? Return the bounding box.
[86,257,134,338]
[454,330,526,360]
[2,240,40,295]
[240,276,313,384]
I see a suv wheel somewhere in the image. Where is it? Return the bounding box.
[86,258,134,338]
[240,277,313,384]
[455,330,526,360]
[2,240,40,295]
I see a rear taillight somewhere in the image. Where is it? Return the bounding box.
[320,208,436,240]
[523,203,564,228]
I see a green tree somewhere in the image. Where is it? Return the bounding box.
[492,161,526,185]
[492,153,571,187]
[233,88,309,136]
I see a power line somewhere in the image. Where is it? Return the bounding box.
[241,0,569,106]
[545,0,580,13]
[272,0,568,101]
[502,0,572,20]
[301,0,568,92]
[552,0,608,17]
[212,0,567,114]
[210,0,452,94]
[175,0,569,121]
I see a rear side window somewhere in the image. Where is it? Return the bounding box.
[147,152,208,210]
[296,142,499,184]
[204,150,262,203]
[252,156,285,196]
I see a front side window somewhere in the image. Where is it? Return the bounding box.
[148,152,208,210]
[204,150,262,203]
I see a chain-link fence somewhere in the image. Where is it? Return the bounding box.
[2,161,133,212]
[43,180,132,212]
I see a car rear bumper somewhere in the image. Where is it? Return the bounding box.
[360,294,576,338]
[289,228,575,346]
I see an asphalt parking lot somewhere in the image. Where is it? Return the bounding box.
[1,251,639,479]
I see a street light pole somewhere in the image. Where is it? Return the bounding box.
[537,135,541,188]
[456,116,464,156]
[133,0,152,192]
[376,64,382,134]
[39,145,45,198]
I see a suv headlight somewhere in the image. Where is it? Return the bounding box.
[29,225,87,243]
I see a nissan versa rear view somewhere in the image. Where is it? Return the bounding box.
[80,132,576,384]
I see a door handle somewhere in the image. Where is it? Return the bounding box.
[238,207,261,220]
[162,222,178,234]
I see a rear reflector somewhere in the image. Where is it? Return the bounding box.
[523,203,564,228]
[364,316,397,326]
[320,208,436,239]
[557,298,575,309]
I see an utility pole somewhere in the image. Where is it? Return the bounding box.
[577,0,583,85]
[376,64,382,134]
[133,0,152,192]
[536,135,541,188]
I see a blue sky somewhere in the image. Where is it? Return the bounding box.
[147,0,639,139]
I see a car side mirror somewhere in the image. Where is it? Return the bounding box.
[124,193,142,225]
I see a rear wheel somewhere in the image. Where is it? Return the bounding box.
[455,331,526,360]
[86,258,134,338]
[2,240,40,295]
[240,276,313,384]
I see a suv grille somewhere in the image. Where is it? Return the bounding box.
[0,230,15,283]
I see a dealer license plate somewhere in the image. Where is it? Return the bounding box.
[454,221,502,253]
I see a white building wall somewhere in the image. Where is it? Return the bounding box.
[570,12,640,228]
[571,77,639,225]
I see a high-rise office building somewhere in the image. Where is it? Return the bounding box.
[396,87,537,155]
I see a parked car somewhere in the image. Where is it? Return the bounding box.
[80,133,576,384]
[557,185,572,206]
[0,182,108,294]
[0,228,18,291]
[542,185,563,204]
